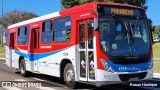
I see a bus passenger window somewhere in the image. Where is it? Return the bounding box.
[53,16,71,43]
[88,21,94,49]
[42,20,52,44]
[79,22,85,49]
[17,26,28,45]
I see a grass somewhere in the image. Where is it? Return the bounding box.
[0,46,5,58]
[152,42,160,58]
[154,62,160,73]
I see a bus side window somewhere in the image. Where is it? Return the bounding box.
[88,21,94,49]
[53,16,71,43]
[17,26,28,45]
[42,20,53,44]
[79,22,85,49]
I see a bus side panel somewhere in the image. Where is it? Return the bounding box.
[6,46,16,68]
[25,56,32,71]
[6,46,12,67]
[6,32,16,68]
[38,45,76,77]
[14,46,32,71]
[11,49,15,67]
[13,50,19,69]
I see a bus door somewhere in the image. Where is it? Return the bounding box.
[30,28,40,72]
[6,33,15,67]
[78,19,96,82]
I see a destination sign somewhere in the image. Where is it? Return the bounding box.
[111,8,134,16]
[97,5,146,17]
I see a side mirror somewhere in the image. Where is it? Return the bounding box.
[94,18,98,30]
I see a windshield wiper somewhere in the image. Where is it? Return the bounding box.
[112,15,134,46]
[128,21,134,45]
[124,21,135,55]
[124,21,134,45]
[134,17,139,32]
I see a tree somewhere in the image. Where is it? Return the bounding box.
[60,0,80,9]
[61,0,147,9]
[0,10,38,28]
[154,25,160,38]
[0,10,38,47]
[105,0,147,8]
[148,19,154,31]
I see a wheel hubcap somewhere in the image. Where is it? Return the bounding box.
[66,69,74,83]
[20,62,25,74]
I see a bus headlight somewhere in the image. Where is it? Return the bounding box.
[149,58,153,70]
[101,59,114,73]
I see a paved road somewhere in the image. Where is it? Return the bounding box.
[0,60,160,90]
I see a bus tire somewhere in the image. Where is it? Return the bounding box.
[20,59,29,77]
[64,63,77,89]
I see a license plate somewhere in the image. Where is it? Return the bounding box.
[129,77,139,81]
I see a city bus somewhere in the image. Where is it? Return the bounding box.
[6,2,153,88]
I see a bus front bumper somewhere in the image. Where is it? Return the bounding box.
[95,69,153,87]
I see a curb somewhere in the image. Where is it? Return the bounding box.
[153,73,160,78]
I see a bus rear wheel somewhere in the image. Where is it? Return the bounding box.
[20,59,29,77]
[64,63,77,88]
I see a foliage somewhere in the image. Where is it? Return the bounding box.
[148,19,153,31]
[61,0,147,9]
[60,0,80,9]
[105,0,147,8]
[148,18,156,39]
[0,10,38,28]
[153,25,160,38]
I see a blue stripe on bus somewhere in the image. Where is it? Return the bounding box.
[14,48,65,61]
[108,59,152,72]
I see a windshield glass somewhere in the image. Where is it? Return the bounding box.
[99,16,150,57]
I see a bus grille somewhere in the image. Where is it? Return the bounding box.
[118,72,147,81]
[111,58,149,64]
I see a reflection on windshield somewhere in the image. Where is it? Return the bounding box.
[99,17,150,57]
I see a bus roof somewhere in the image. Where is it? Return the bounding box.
[8,11,60,29]
[8,2,143,29]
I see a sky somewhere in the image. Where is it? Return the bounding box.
[0,0,160,26]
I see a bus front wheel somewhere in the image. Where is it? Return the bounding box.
[64,63,77,88]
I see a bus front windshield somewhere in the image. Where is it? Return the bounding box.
[99,16,150,57]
